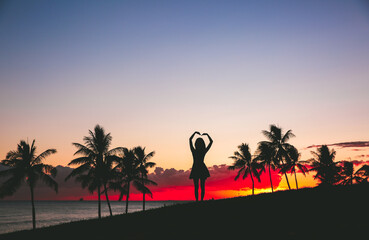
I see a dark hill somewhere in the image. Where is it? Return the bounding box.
[1,184,369,240]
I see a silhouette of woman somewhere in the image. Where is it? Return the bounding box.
[189,131,213,201]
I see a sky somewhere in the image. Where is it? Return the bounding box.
[1,0,369,200]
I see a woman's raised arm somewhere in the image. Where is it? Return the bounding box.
[203,133,213,152]
[189,131,200,152]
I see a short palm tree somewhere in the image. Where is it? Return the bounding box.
[259,124,295,190]
[65,125,122,218]
[280,146,308,189]
[339,161,364,185]
[228,143,261,195]
[309,145,341,186]
[0,140,58,229]
[354,164,369,183]
[255,141,278,192]
[111,148,156,214]
[133,146,157,211]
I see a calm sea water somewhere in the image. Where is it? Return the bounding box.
[0,200,184,234]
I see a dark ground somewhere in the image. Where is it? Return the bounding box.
[1,184,368,240]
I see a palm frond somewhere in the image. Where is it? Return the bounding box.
[242,167,250,179]
[234,166,245,181]
[34,149,57,164]
[261,130,275,142]
[145,162,156,168]
[133,180,153,198]
[65,163,91,181]
[38,171,58,193]
[68,156,93,166]
[282,129,295,143]
[105,155,122,166]
[251,165,261,182]
[0,176,24,198]
[144,151,155,161]
[106,147,125,156]
[4,151,21,161]
[233,151,244,159]
[72,143,94,156]
[108,180,124,192]
[296,163,309,176]
[33,163,57,177]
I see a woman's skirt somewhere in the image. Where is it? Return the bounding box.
[189,163,210,179]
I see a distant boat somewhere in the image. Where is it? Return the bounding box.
[79,198,84,201]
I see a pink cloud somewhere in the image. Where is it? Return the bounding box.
[306,141,369,149]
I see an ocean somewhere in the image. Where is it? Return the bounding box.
[0,200,184,234]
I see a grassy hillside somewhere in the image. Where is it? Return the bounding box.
[1,184,369,240]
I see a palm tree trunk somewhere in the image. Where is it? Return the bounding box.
[284,172,291,190]
[30,185,36,230]
[97,185,101,219]
[250,169,255,195]
[294,169,299,190]
[142,173,146,211]
[125,182,130,214]
[104,183,113,216]
[143,191,146,211]
[279,157,291,190]
[269,164,274,192]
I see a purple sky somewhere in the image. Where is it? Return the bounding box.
[1,0,369,172]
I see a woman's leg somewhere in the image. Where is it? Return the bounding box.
[200,178,206,201]
[193,178,199,201]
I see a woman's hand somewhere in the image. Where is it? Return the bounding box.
[204,133,213,152]
[190,131,200,140]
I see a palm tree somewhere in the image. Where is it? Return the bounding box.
[110,148,156,213]
[65,125,122,218]
[339,161,365,185]
[0,140,58,229]
[279,146,308,189]
[309,145,341,186]
[133,146,157,211]
[228,143,261,195]
[354,164,369,183]
[339,161,354,185]
[259,124,295,190]
[255,141,278,192]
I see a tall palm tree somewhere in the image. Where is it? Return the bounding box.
[259,124,295,190]
[279,146,308,189]
[228,143,261,195]
[0,140,58,230]
[309,145,341,186]
[133,146,157,211]
[65,125,122,218]
[110,148,156,214]
[255,141,278,192]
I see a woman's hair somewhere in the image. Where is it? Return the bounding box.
[194,138,206,150]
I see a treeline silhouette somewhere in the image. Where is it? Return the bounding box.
[0,125,157,229]
[1,124,369,230]
[228,124,369,194]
